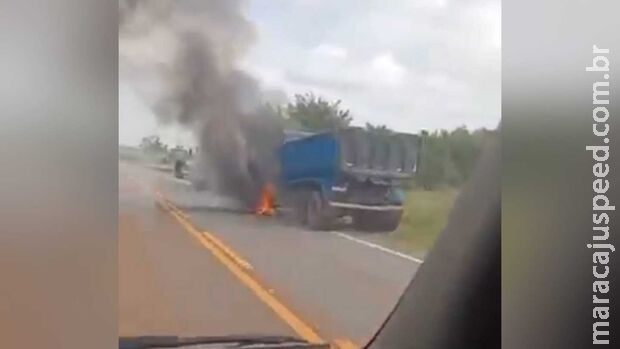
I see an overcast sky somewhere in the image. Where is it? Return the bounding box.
[119,0,500,146]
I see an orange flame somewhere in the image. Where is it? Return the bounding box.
[255,182,276,216]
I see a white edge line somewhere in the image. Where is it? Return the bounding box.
[331,231,424,264]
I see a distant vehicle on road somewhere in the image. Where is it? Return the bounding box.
[277,128,421,232]
[168,147,191,179]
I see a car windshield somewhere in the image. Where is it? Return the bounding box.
[118,0,500,348]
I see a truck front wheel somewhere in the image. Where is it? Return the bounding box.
[306,191,332,231]
[354,210,403,232]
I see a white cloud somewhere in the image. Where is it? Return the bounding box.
[371,52,407,86]
[312,43,348,59]
[477,2,501,49]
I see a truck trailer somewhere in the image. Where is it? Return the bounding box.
[277,128,421,232]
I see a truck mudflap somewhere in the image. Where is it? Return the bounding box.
[328,201,403,211]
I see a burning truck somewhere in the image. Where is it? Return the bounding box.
[189,127,420,232]
[183,125,420,232]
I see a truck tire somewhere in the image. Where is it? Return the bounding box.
[306,191,332,231]
[354,210,403,232]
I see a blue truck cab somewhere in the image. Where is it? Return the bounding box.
[278,128,420,232]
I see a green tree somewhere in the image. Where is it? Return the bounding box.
[140,135,167,153]
[447,126,477,182]
[284,93,353,132]
[139,135,168,163]
[415,127,496,189]
[416,130,460,189]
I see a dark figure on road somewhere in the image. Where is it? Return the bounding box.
[174,160,185,179]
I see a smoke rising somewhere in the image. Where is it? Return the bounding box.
[119,0,284,207]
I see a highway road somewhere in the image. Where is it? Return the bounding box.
[119,162,422,348]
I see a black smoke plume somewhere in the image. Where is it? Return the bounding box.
[119,0,284,207]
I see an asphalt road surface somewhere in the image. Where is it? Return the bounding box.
[119,162,422,348]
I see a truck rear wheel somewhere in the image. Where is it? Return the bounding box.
[306,191,333,231]
[354,210,403,232]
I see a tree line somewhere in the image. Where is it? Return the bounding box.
[415,127,495,189]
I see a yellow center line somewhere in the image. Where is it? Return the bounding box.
[158,196,325,344]
[158,194,360,349]
[159,198,251,269]
[202,230,254,270]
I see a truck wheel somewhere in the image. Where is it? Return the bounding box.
[354,210,403,232]
[306,191,332,230]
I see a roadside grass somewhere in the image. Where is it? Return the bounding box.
[392,188,460,254]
